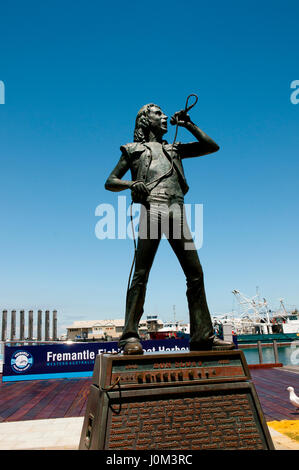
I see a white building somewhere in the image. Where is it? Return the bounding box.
[66,318,157,341]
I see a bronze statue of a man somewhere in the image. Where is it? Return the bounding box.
[105,102,234,354]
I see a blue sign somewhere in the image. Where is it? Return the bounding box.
[2,338,190,382]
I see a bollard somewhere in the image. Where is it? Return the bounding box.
[257,340,263,364]
[273,340,279,364]
[1,310,7,342]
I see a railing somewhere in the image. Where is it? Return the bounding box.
[257,339,280,364]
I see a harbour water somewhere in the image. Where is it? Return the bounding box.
[242,343,299,366]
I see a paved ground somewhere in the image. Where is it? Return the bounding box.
[0,416,298,450]
[268,427,299,450]
[0,416,83,450]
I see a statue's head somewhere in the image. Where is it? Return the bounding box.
[134,104,168,142]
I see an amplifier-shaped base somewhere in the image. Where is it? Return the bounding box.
[79,351,274,450]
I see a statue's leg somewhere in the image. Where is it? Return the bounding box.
[167,204,234,350]
[119,207,161,350]
[168,239,215,349]
[167,204,214,349]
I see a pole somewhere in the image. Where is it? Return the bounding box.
[10,310,16,341]
[20,310,25,341]
[28,310,33,340]
[45,310,50,341]
[37,310,42,341]
[1,310,7,342]
[257,340,263,364]
[52,310,57,341]
[273,340,279,364]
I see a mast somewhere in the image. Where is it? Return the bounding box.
[232,289,272,331]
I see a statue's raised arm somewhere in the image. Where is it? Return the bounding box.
[170,108,220,159]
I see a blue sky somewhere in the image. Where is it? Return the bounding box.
[0,0,298,335]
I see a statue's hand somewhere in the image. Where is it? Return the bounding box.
[170,109,191,127]
[130,181,150,203]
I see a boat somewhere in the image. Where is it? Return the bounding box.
[149,320,190,340]
[146,311,190,340]
[212,290,299,344]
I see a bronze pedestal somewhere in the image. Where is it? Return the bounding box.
[79,350,274,450]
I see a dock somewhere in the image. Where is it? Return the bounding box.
[0,366,298,449]
[1,367,298,423]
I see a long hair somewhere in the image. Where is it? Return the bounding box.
[133,103,159,143]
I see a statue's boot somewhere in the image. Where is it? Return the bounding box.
[122,337,144,355]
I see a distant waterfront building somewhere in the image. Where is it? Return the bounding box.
[66,317,163,341]
[146,315,163,333]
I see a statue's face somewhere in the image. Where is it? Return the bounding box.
[147,105,168,135]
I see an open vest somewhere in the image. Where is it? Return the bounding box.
[120,142,189,195]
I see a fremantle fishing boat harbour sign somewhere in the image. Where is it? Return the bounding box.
[2,338,189,381]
